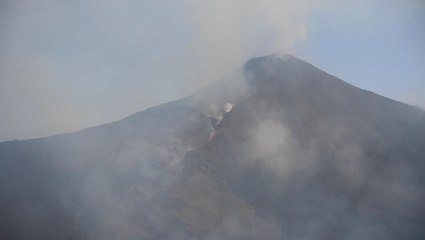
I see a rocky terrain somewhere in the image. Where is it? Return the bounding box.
[1,54,424,239]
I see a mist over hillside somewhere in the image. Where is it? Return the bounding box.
[1,55,424,239]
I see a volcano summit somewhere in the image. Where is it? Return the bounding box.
[1,55,424,239]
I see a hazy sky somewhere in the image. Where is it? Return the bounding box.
[0,0,424,141]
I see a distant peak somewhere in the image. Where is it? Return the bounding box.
[244,53,308,74]
[246,53,304,65]
[242,53,311,88]
[267,53,298,61]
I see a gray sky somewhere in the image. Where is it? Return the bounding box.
[0,0,424,142]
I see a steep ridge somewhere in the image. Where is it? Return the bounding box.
[189,55,425,239]
[0,54,424,239]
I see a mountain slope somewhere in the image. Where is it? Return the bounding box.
[1,54,424,239]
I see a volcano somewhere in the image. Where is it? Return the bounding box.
[1,54,424,239]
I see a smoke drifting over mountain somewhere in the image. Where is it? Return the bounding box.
[1,55,424,239]
[0,0,327,141]
[6,0,425,142]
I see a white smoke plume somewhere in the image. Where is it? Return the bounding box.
[0,0,325,141]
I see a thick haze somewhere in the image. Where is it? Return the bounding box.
[1,41,424,240]
[0,0,424,142]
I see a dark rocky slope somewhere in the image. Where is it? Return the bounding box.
[1,54,424,239]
